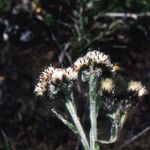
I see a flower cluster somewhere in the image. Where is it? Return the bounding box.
[100,75,147,111]
[35,50,147,103]
[34,50,148,149]
[35,50,113,96]
[34,67,78,96]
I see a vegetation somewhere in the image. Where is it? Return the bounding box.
[35,50,147,150]
[0,0,150,150]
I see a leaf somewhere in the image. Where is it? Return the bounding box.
[51,109,78,134]
[97,109,128,144]
[0,130,11,150]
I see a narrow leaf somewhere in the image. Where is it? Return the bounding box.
[51,109,78,134]
[1,130,11,150]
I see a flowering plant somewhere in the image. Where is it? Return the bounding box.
[35,50,147,150]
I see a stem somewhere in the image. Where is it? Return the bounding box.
[97,109,128,144]
[51,109,78,134]
[65,92,90,150]
[89,100,97,150]
[89,71,100,150]
[98,114,118,144]
[94,12,150,20]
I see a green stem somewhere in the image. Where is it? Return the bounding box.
[89,71,100,150]
[65,92,90,150]
[97,109,128,144]
[51,109,78,134]
[89,100,97,150]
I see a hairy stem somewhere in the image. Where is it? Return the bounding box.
[97,109,127,144]
[51,109,78,134]
[65,92,90,150]
[89,71,100,150]
[89,101,97,150]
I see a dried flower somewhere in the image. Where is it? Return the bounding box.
[64,67,78,80]
[34,66,54,96]
[86,50,112,67]
[74,57,89,71]
[101,78,114,93]
[35,50,147,100]
[113,63,121,72]
[51,68,65,83]
[128,81,147,97]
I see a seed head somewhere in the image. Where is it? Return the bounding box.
[128,81,147,97]
[86,50,112,68]
[74,57,89,71]
[34,66,54,96]
[101,78,114,93]
[64,67,78,80]
[51,68,65,83]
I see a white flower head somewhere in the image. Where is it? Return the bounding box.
[51,68,65,83]
[86,50,99,62]
[65,67,78,80]
[101,78,114,93]
[34,66,55,96]
[74,56,89,71]
[128,81,147,97]
[86,50,112,68]
[34,82,46,96]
